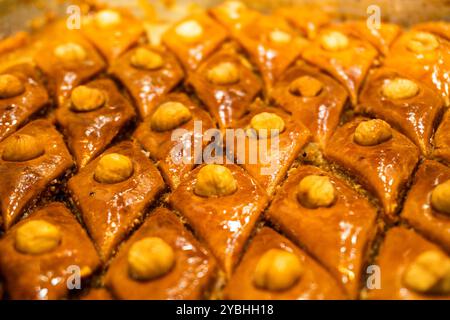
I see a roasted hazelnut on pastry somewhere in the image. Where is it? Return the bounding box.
[253,248,303,291]
[15,220,62,255]
[94,153,134,184]
[2,134,44,162]
[431,180,450,216]
[289,76,323,97]
[54,42,87,63]
[269,30,292,44]
[297,175,336,209]
[207,62,240,85]
[175,20,203,42]
[128,237,175,281]
[382,78,419,100]
[95,9,122,28]
[407,32,439,53]
[194,164,237,197]
[250,112,285,139]
[130,48,164,70]
[403,250,450,294]
[321,31,349,51]
[353,119,392,146]
[0,74,25,99]
[150,102,192,132]
[70,85,106,112]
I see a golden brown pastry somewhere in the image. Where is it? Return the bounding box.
[56,78,136,169]
[358,68,444,155]
[162,13,228,71]
[0,63,49,142]
[110,45,184,118]
[367,227,450,300]
[133,93,215,189]
[169,164,268,275]
[187,48,262,128]
[105,207,217,299]
[81,9,144,64]
[384,30,450,106]
[414,21,450,42]
[0,120,73,229]
[68,141,165,262]
[0,202,100,300]
[223,227,347,299]
[270,63,348,148]
[402,160,450,252]
[267,165,377,298]
[209,1,259,32]
[274,6,330,39]
[434,109,450,164]
[324,118,420,222]
[302,28,378,104]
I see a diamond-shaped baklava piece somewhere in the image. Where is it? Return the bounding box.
[81,9,144,64]
[134,93,215,189]
[224,227,347,299]
[234,15,309,89]
[324,118,420,222]
[170,164,268,275]
[270,63,348,148]
[434,110,450,164]
[0,120,73,229]
[367,227,450,300]
[0,202,100,300]
[302,28,378,104]
[106,207,217,299]
[34,24,106,105]
[0,63,49,141]
[162,13,228,71]
[110,45,184,118]
[231,102,311,196]
[68,141,165,262]
[56,78,136,169]
[187,48,262,128]
[358,68,444,155]
[267,165,377,298]
[384,30,450,106]
[402,160,450,252]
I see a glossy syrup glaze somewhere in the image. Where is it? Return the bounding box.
[0,202,100,300]
[106,207,217,299]
[324,117,420,222]
[68,141,165,262]
[170,163,268,276]
[267,165,378,298]
[434,109,450,164]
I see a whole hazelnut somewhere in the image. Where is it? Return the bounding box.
[403,250,450,294]
[175,20,203,43]
[71,86,106,112]
[130,48,164,70]
[431,180,450,216]
[289,76,323,97]
[207,62,240,85]
[15,220,62,255]
[354,119,392,146]
[94,153,134,184]
[95,10,122,28]
[151,101,192,132]
[128,237,175,281]
[382,78,419,100]
[407,32,439,53]
[250,112,285,139]
[54,42,87,63]
[194,164,237,197]
[0,74,25,99]
[253,248,303,291]
[297,175,336,209]
[321,31,349,51]
[269,30,292,44]
[2,134,44,162]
